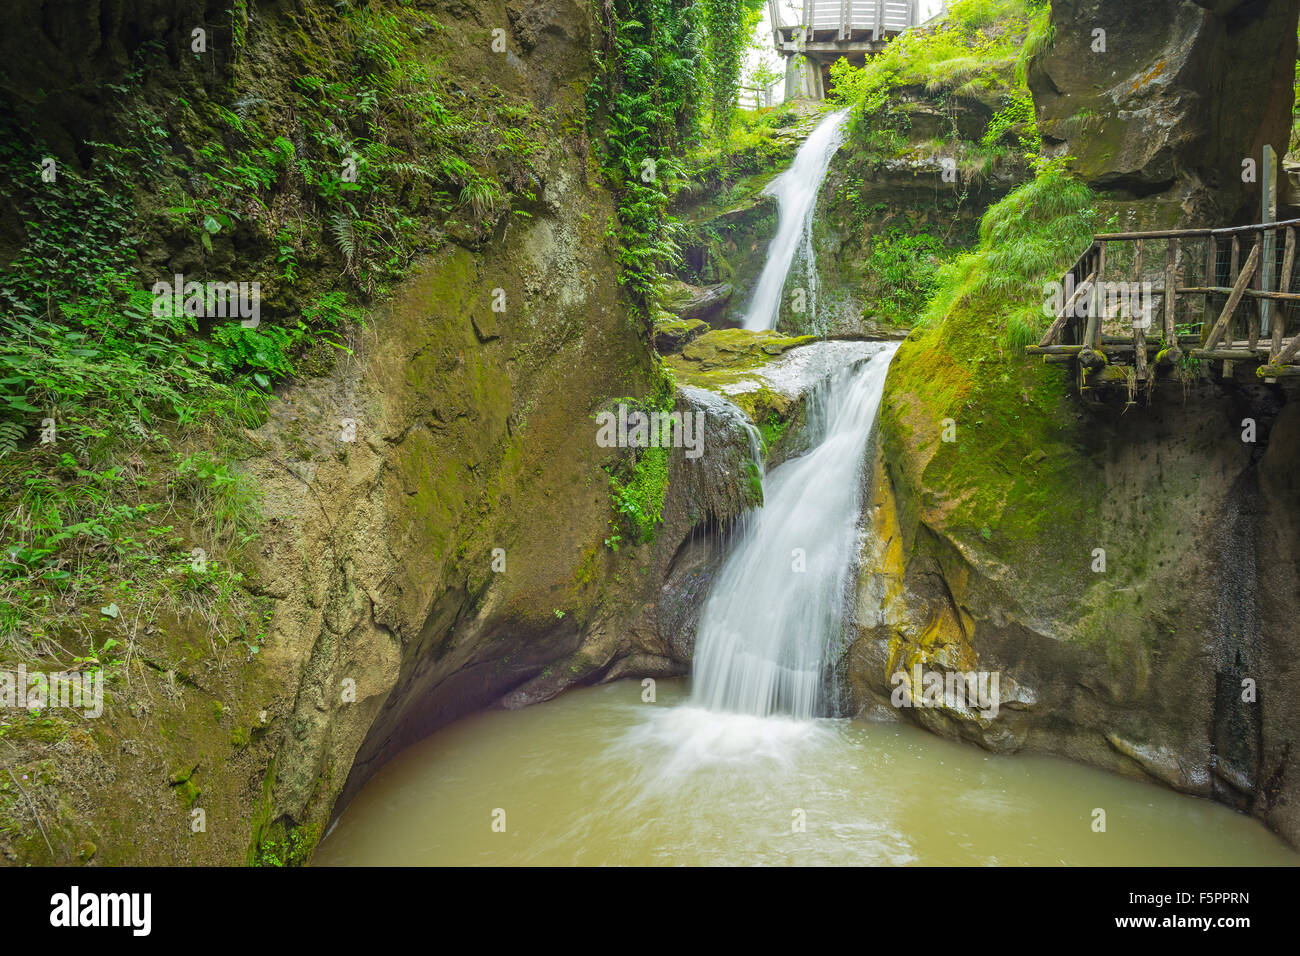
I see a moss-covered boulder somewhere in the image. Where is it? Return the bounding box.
[652,314,709,353]
[852,109,1300,850]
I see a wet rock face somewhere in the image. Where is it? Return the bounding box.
[656,339,902,665]
[662,280,734,323]
[847,0,1300,852]
[852,388,1300,848]
[651,388,765,664]
[0,0,776,851]
[677,193,780,327]
[0,0,228,155]
[1028,0,1298,224]
[232,0,763,847]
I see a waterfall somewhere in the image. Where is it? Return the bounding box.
[690,342,898,718]
[742,109,848,332]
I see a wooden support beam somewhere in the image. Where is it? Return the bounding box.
[1178,286,1300,301]
[1038,271,1095,347]
[1027,344,1087,355]
[1271,226,1295,363]
[1066,241,1100,280]
[1086,365,1130,385]
[1249,240,1261,352]
[1095,217,1300,240]
[1273,332,1300,365]
[1161,239,1173,338]
[1256,364,1300,378]
[1134,239,1148,380]
[1203,242,1261,351]
[1083,242,1106,349]
[1102,333,1202,345]
[1202,236,1216,343]
[1191,349,1262,361]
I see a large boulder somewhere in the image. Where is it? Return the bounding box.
[1028,0,1299,225]
[661,279,734,322]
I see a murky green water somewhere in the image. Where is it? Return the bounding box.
[313,680,1298,866]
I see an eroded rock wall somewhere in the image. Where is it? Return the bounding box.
[852,0,1300,848]
[852,383,1300,843]
[0,0,765,865]
[243,0,766,844]
[1028,0,1299,226]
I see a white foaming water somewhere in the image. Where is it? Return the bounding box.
[690,342,898,720]
[742,109,848,331]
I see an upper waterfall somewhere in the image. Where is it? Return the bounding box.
[741,109,848,332]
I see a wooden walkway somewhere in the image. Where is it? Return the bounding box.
[1029,219,1300,399]
[769,1,922,99]
[771,0,921,48]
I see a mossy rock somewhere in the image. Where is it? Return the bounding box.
[652,314,708,353]
[661,278,733,315]
[670,328,816,373]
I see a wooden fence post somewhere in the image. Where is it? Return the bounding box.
[1201,236,1216,345]
[1268,226,1296,370]
[1134,239,1148,380]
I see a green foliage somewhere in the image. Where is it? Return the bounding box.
[701,0,765,145]
[983,89,1041,158]
[880,158,1101,568]
[741,458,763,504]
[919,159,1096,350]
[684,102,806,191]
[827,0,1048,316]
[863,229,949,327]
[0,449,255,653]
[601,368,678,545]
[0,273,270,454]
[253,821,319,867]
[757,411,789,450]
[588,0,767,318]
[829,0,1047,177]
[1015,3,1055,86]
[610,444,671,545]
[588,0,703,311]
[174,452,261,545]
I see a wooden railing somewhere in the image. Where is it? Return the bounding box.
[737,79,781,110]
[770,0,921,46]
[803,0,919,39]
[1029,219,1300,392]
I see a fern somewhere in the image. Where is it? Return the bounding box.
[384,161,437,181]
[330,211,359,273]
[0,420,25,459]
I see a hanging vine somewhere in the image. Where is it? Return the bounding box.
[588,0,703,315]
[587,0,764,322]
[702,0,746,143]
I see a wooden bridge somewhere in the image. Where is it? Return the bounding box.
[769,1,923,99]
[1028,220,1300,400]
